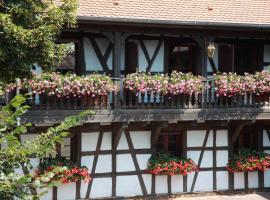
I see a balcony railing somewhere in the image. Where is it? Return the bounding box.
[3,79,270,110]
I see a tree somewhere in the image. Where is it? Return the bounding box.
[0,0,77,83]
[0,95,93,199]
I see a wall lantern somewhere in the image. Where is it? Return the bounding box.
[207,42,216,58]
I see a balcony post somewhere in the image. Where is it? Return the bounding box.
[113,32,122,109]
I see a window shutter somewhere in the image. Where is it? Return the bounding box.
[218,45,233,73]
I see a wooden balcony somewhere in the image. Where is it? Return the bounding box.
[1,79,267,125]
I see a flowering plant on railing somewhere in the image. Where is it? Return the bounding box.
[124,71,204,96]
[253,71,270,95]
[226,149,270,173]
[214,73,247,97]
[148,153,198,176]
[7,72,115,98]
[124,71,169,95]
[34,156,91,187]
[168,71,205,95]
[214,71,270,97]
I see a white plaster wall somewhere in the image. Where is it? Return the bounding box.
[216,171,229,190]
[187,130,213,147]
[207,45,219,73]
[81,132,99,152]
[234,172,244,189]
[263,130,270,147]
[248,171,258,188]
[171,175,184,193]
[155,175,168,194]
[142,174,152,194]
[90,178,112,198]
[264,169,270,187]
[81,156,94,172]
[95,155,112,173]
[84,37,112,72]
[138,40,164,72]
[101,131,112,150]
[187,151,213,168]
[57,182,76,200]
[117,132,129,150]
[130,131,151,149]
[117,154,135,172]
[264,150,270,187]
[116,175,142,196]
[187,171,213,192]
[216,150,228,167]
[136,154,151,170]
[216,130,228,146]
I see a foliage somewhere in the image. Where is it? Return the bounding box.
[148,153,198,176]
[124,71,205,96]
[0,94,93,199]
[7,72,115,98]
[0,0,78,83]
[227,149,270,173]
[34,156,91,187]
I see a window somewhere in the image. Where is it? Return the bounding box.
[233,124,259,152]
[157,134,183,156]
[168,45,194,74]
[55,42,76,74]
[218,43,263,74]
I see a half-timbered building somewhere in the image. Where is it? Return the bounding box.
[10,0,270,199]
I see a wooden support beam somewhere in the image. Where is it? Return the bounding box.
[231,121,252,144]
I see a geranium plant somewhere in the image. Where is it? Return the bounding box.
[34,156,91,187]
[7,72,115,98]
[148,153,198,176]
[227,149,270,173]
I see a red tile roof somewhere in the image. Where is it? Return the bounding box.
[58,0,270,26]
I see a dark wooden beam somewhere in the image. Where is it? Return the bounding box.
[146,37,163,72]
[112,122,128,149]
[89,36,111,73]
[208,57,218,73]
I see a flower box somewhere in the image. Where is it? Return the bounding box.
[227,149,270,173]
[34,156,91,187]
[147,153,198,176]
